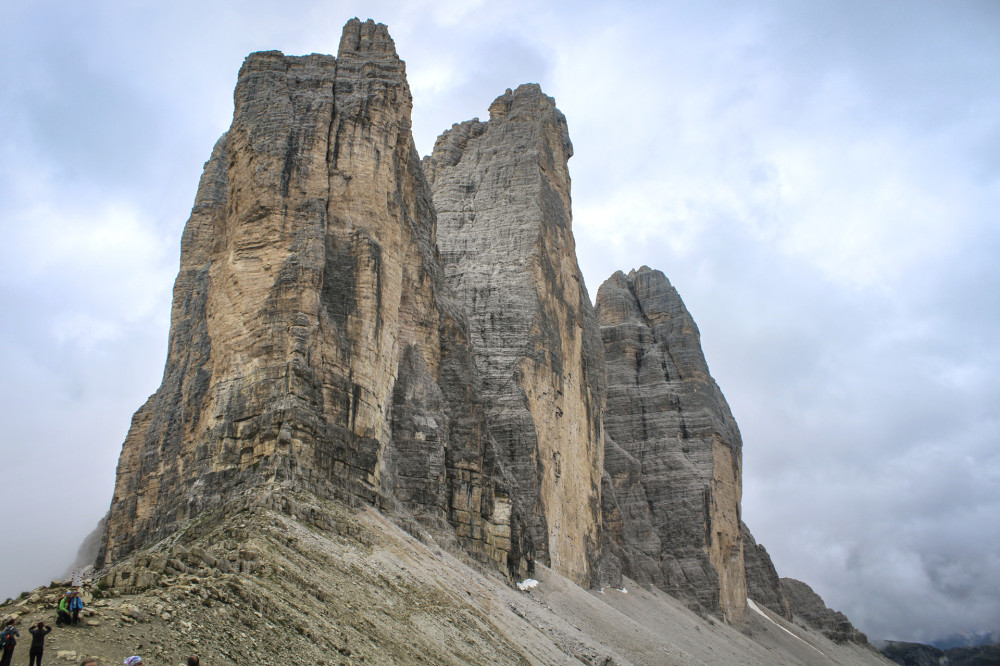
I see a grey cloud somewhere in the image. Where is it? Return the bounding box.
[1,0,998,645]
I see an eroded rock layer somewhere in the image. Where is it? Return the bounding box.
[425,85,606,587]
[100,19,521,577]
[596,267,747,621]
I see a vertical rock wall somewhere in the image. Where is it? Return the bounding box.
[99,18,802,627]
[100,20,519,576]
[425,85,606,587]
[596,267,747,621]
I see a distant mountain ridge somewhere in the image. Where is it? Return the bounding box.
[931,630,1000,650]
[878,640,1000,666]
[78,16,884,663]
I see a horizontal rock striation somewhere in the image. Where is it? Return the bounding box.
[95,17,873,641]
[100,19,522,577]
[596,267,746,621]
[426,85,607,587]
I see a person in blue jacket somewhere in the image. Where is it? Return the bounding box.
[69,591,84,625]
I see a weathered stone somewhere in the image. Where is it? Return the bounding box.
[781,577,871,645]
[427,84,607,587]
[99,18,520,578]
[595,267,746,621]
[742,521,792,620]
[88,17,879,648]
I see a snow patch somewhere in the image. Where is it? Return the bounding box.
[517,578,539,591]
[746,598,825,656]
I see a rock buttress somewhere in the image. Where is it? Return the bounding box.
[781,578,872,645]
[426,85,607,587]
[742,521,792,620]
[595,267,747,621]
[99,19,520,577]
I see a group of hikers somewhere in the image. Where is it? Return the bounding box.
[56,590,85,627]
[0,592,200,666]
[0,589,84,666]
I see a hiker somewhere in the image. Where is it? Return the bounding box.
[69,591,84,625]
[28,621,52,666]
[123,657,144,666]
[188,657,200,666]
[56,592,71,626]
[0,618,19,666]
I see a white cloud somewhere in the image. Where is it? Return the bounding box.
[1,0,998,644]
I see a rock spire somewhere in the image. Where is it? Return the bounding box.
[100,19,522,577]
[425,84,607,587]
[595,266,747,621]
[97,17,835,636]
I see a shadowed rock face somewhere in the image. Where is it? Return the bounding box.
[596,267,747,621]
[99,19,522,576]
[425,85,607,587]
[742,521,792,620]
[782,577,871,644]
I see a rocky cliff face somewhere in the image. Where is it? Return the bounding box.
[781,577,871,644]
[424,84,606,588]
[742,521,792,620]
[100,19,521,577]
[595,267,747,621]
[96,16,870,642]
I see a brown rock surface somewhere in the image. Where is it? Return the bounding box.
[100,19,520,578]
[595,267,747,621]
[426,84,607,587]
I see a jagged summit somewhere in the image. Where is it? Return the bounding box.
[78,16,889,665]
[100,16,520,580]
[426,81,605,588]
[596,266,746,620]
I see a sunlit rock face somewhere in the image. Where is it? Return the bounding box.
[99,19,521,576]
[596,267,747,621]
[98,17,826,632]
[425,84,608,587]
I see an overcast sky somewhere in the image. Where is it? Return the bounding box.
[1,0,997,644]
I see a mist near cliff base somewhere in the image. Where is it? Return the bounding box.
[1,0,998,643]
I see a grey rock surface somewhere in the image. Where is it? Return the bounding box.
[742,521,793,620]
[427,85,607,587]
[595,266,747,621]
[782,577,872,644]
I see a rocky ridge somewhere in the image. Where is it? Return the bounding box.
[73,15,885,663]
[781,577,870,644]
[877,640,1000,666]
[4,489,890,665]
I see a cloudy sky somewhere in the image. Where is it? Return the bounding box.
[1,0,997,643]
